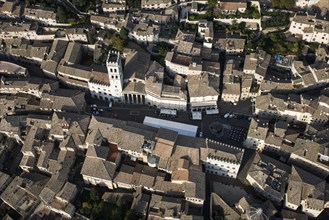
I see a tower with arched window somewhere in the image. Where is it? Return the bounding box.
[106,50,123,101]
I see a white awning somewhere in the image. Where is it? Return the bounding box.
[191,101,217,107]
[143,116,198,137]
[206,109,219,115]
[192,112,202,120]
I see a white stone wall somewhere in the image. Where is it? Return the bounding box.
[57,70,88,84]
[240,87,250,100]
[24,14,57,26]
[114,181,134,190]
[296,0,320,8]
[66,34,88,43]
[88,82,115,102]
[289,21,329,44]
[243,69,256,75]
[204,158,240,178]
[165,60,202,76]
[186,197,204,205]
[214,18,261,30]
[142,2,172,10]
[190,96,218,109]
[91,20,121,32]
[0,87,42,98]
[289,153,329,179]
[129,31,159,44]
[118,147,144,160]
[82,175,114,189]
[145,93,187,111]
[284,193,299,210]
[302,202,323,218]
[102,6,125,13]
[0,30,37,39]
[226,48,244,54]
[221,93,240,103]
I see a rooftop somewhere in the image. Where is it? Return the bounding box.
[207,140,244,164]
[148,194,183,219]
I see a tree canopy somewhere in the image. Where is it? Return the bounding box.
[258,32,304,56]
[127,0,141,8]
[56,6,67,23]
[208,0,218,8]
[76,188,140,220]
[119,27,128,41]
[72,0,86,7]
[272,0,295,10]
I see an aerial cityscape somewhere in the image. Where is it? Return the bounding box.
[0,0,328,219]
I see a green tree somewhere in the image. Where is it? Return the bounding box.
[127,0,134,7]
[272,0,295,9]
[89,188,99,202]
[106,30,115,39]
[124,210,135,220]
[119,27,128,41]
[111,208,122,220]
[127,0,141,8]
[72,0,86,7]
[25,0,36,6]
[45,0,53,6]
[110,35,125,52]
[238,22,246,30]
[81,201,92,215]
[134,0,141,8]
[116,198,123,208]
[57,6,67,23]
[93,201,104,214]
[208,0,217,8]
[87,32,96,44]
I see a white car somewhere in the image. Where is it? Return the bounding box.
[199,132,203,137]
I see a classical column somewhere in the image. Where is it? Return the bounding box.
[142,95,145,104]
[137,95,141,104]
[124,94,128,103]
[128,94,132,104]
